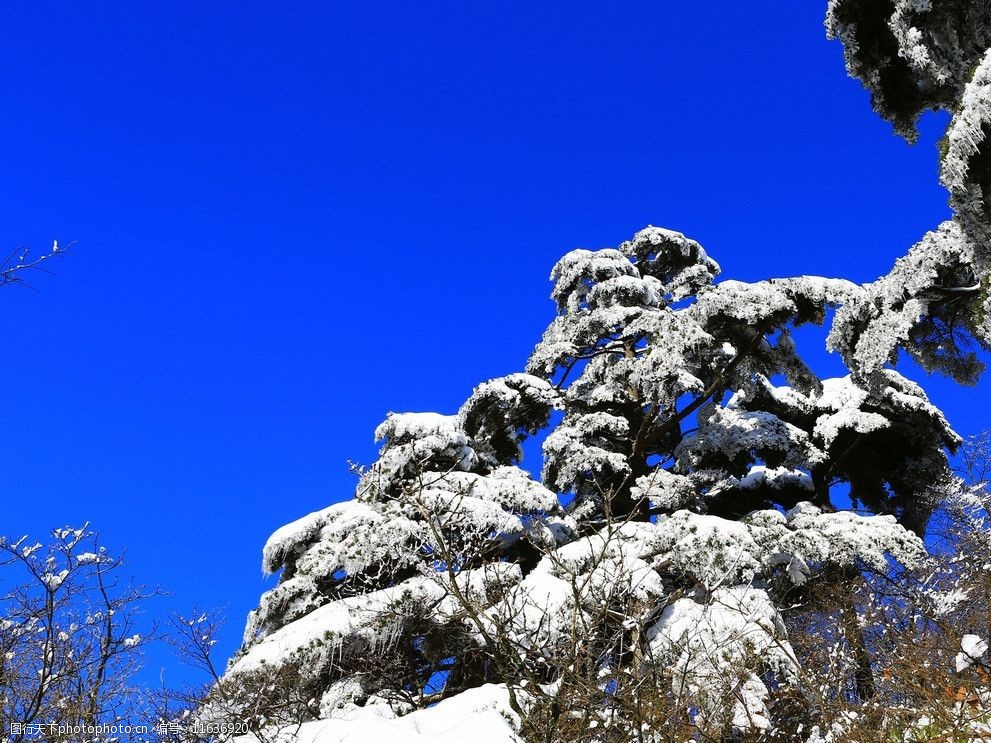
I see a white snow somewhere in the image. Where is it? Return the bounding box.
[781,503,926,572]
[262,503,347,575]
[647,586,798,733]
[230,577,446,674]
[630,469,696,509]
[417,467,558,513]
[233,565,521,676]
[374,412,461,443]
[39,570,68,591]
[956,634,989,672]
[234,684,523,743]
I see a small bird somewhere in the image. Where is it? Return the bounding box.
[52,239,58,253]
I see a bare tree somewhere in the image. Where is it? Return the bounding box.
[0,240,70,291]
[0,525,159,742]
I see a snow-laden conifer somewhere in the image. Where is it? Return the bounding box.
[214,227,950,739]
[209,5,991,739]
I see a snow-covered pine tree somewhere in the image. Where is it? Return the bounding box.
[528,230,957,536]
[826,0,991,385]
[210,4,991,740]
[210,226,959,739]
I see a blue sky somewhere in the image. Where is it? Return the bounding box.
[0,2,986,691]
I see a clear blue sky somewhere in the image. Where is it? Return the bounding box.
[0,2,986,691]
